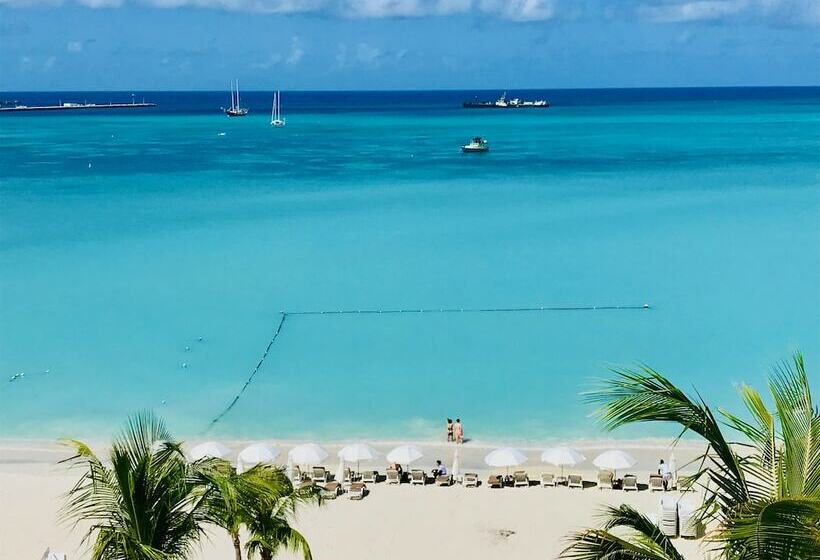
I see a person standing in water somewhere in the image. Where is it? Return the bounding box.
[454,418,464,444]
[446,418,454,442]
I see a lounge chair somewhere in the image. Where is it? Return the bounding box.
[678,500,699,538]
[513,470,529,488]
[361,470,377,484]
[598,470,614,490]
[464,472,479,487]
[321,481,341,499]
[567,474,583,489]
[386,468,400,484]
[487,474,504,489]
[623,475,638,492]
[348,482,366,500]
[410,469,426,485]
[659,495,678,537]
[649,474,665,492]
[341,467,353,487]
[678,474,696,493]
[435,474,453,486]
[312,466,328,484]
[541,473,556,487]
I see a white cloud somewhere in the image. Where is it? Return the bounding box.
[638,0,748,22]
[356,41,382,63]
[480,0,555,21]
[67,40,83,52]
[286,36,304,64]
[43,55,57,70]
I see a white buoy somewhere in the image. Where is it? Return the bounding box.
[181,362,188,369]
[88,162,92,169]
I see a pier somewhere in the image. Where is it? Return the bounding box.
[0,101,156,113]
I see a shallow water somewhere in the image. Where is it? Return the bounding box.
[1,88,818,442]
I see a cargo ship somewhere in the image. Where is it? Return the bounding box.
[462,92,549,109]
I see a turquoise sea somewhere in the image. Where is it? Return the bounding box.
[1,88,818,443]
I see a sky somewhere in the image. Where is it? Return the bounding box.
[0,0,818,90]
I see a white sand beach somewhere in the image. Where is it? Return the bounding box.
[1,438,710,559]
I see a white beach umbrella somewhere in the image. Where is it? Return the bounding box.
[484,447,527,476]
[188,441,231,462]
[335,456,345,485]
[451,448,460,479]
[338,443,380,474]
[237,443,279,473]
[669,452,678,488]
[386,444,424,467]
[541,447,586,479]
[286,453,295,481]
[288,443,328,466]
[593,450,637,478]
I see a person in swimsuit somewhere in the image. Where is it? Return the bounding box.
[454,418,464,444]
[446,418,454,442]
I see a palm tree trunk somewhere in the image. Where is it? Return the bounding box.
[232,532,243,560]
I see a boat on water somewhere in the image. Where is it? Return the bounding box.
[270,91,285,127]
[224,80,248,117]
[462,137,489,153]
[462,92,549,109]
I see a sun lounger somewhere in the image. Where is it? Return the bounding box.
[464,472,479,487]
[386,468,400,484]
[487,474,504,489]
[678,474,696,493]
[659,495,678,537]
[341,467,353,487]
[513,470,529,488]
[678,500,700,538]
[649,474,665,492]
[410,469,426,485]
[436,474,453,486]
[312,466,328,484]
[321,481,341,499]
[567,474,583,489]
[541,473,556,487]
[361,470,377,484]
[598,470,614,490]
[348,482,366,500]
[623,475,638,491]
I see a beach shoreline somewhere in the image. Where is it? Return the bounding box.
[0,436,710,559]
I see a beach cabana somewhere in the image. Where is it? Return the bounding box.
[236,443,279,473]
[540,446,585,482]
[592,450,637,480]
[188,441,231,462]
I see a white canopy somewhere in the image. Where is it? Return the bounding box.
[237,443,279,473]
[484,447,527,468]
[386,444,424,465]
[541,447,585,467]
[188,441,231,462]
[288,443,328,465]
[451,448,460,478]
[593,450,637,471]
[337,443,380,463]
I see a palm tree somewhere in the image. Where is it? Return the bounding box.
[195,460,281,560]
[60,412,207,560]
[562,353,820,560]
[243,469,321,560]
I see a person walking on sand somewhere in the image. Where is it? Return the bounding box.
[446,418,454,442]
[454,418,464,444]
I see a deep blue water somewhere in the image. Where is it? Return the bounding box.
[1,88,818,442]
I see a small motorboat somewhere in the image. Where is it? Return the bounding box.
[462,137,489,153]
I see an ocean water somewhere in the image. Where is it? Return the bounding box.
[1,88,818,443]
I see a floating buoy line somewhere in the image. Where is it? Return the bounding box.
[206,303,651,429]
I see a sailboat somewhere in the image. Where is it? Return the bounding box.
[270,91,285,127]
[224,80,248,117]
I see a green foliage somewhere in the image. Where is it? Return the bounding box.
[562,353,820,560]
[60,412,207,560]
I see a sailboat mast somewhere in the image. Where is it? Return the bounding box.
[236,80,240,109]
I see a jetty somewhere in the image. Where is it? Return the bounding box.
[0,100,156,113]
